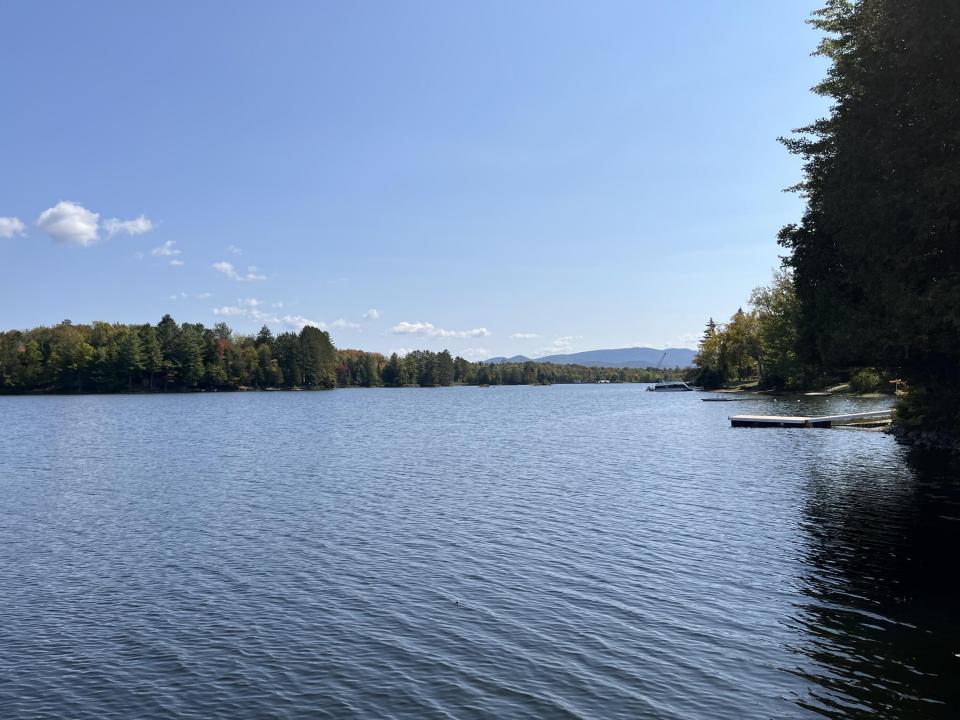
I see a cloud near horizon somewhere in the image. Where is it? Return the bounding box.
[213,297,263,318]
[510,332,539,339]
[281,315,324,331]
[210,299,361,333]
[535,335,577,357]
[363,308,380,320]
[212,261,267,282]
[460,347,491,361]
[390,321,489,338]
[0,217,26,238]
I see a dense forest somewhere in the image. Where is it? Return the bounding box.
[0,316,676,393]
[692,269,887,394]
[695,0,960,441]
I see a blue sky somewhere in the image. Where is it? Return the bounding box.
[1,1,827,359]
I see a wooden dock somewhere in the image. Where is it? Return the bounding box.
[730,409,892,428]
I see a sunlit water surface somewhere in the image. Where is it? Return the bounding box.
[1,386,958,718]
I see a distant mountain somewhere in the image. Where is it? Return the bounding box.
[485,347,696,368]
[484,355,532,364]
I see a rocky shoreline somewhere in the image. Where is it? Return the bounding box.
[888,424,960,454]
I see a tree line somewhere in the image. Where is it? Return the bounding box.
[696,0,960,439]
[692,269,886,393]
[0,316,676,393]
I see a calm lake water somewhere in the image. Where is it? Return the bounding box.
[1,385,958,719]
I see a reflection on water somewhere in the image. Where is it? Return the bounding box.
[795,449,960,717]
[0,387,957,719]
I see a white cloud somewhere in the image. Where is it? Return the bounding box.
[390,321,490,338]
[460,347,491,361]
[206,301,359,333]
[276,314,357,332]
[169,292,188,300]
[196,292,213,299]
[212,261,267,282]
[169,259,185,266]
[212,305,246,317]
[213,298,261,315]
[363,308,381,320]
[535,336,577,357]
[630,333,700,350]
[228,244,242,254]
[36,201,99,246]
[104,215,154,237]
[272,302,284,308]
[212,261,234,276]
[0,216,26,238]
[388,347,415,357]
[281,314,323,331]
[510,332,539,339]
[672,332,700,349]
[211,298,285,325]
[151,240,181,257]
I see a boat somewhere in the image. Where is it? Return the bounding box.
[646,380,694,392]
[645,350,694,392]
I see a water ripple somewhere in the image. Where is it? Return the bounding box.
[1,387,958,718]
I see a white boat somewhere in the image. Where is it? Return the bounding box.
[646,380,694,392]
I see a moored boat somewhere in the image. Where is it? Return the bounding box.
[646,380,694,392]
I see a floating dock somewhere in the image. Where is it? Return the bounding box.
[730,410,892,428]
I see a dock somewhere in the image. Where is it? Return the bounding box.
[730,409,892,428]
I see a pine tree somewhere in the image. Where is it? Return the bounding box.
[140,325,163,390]
[436,350,454,386]
[382,353,403,386]
[780,0,960,432]
[300,326,335,388]
[255,325,274,348]
[116,328,145,390]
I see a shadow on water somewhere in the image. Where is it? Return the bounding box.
[792,448,960,718]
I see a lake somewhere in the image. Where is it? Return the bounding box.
[1,385,958,718]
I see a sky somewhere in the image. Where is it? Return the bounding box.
[0,1,829,360]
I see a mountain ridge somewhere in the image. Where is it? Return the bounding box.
[484,347,696,368]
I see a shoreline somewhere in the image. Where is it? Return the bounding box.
[0,380,651,396]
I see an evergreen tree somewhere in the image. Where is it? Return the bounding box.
[255,325,274,348]
[140,325,163,390]
[436,350,454,386]
[176,325,206,388]
[382,353,403,387]
[363,353,380,387]
[275,332,302,387]
[780,0,960,432]
[300,326,335,388]
[116,327,145,390]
